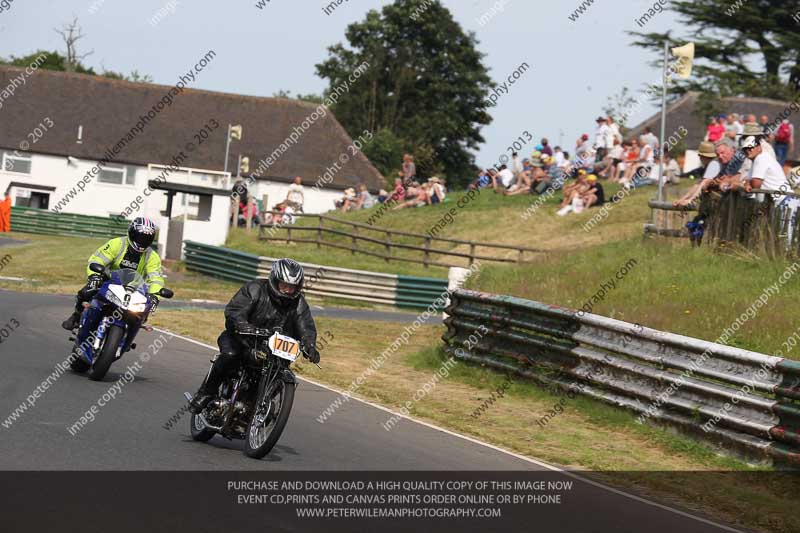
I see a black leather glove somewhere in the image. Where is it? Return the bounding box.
[149,294,160,315]
[87,274,104,292]
[305,345,320,364]
[235,322,257,336]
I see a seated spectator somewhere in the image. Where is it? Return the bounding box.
[393,182,429,210]
[237,198,261,227]
[602,138,625,181]
[492,164,515,192]
[620,136,654,189]
[557,172,590,215]
[506,156,541,196]
[354,184,376,210]
[336,187,357,211]
[386,177,405,203]
[428,177,446,204]
[262,201,295,226]
[285,175,305,212]
[469,169,492,190]
[583,174,604,208]
[674,142,720,207]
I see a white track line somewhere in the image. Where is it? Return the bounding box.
[156,327,744,533]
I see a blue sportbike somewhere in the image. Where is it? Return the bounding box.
[69,263,173,380]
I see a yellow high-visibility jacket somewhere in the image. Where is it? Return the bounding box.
[87,237,165,294]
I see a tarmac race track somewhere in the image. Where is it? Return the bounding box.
[0,291,743,533]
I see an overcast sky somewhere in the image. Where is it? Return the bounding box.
[2,0,681,167]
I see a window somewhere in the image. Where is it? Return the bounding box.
[98,164,135,185]
[2,151,32,174]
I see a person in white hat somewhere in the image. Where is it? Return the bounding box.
[741,130,798,242]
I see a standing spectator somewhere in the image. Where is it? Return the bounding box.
[285,175,305,212]
[511,152,523,178]
[706,116,726,143]
[0,188,10,233]
[759,115,775,143]
[553,146,565,167]
[608,116,623,145]
[774,119,794,166]
[663,149,681,184]
[700,142,744,194]
[540,138,554,157]
[725,113,744,141]
[402,154,417,184]
[674,142,720,206]
[593,117,610,161]
[640,126,660,153]
[742,133,793,195]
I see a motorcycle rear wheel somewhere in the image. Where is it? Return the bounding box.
[87,324,125,381]
[244,380,295,459]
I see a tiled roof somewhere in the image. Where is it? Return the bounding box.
[0,66,384,189]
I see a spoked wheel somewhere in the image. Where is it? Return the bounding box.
[190,412,215,442]
[244,380,295,459]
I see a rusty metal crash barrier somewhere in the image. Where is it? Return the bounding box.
[442,289,800,469]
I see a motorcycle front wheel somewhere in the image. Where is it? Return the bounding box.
[87,324,124,381]
[190,412,215,442]
[244,379,295,459]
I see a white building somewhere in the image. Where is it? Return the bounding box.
[0,66,384,254]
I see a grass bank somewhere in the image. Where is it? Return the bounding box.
[152,309,799,533]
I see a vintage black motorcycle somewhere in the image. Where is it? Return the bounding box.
[184,327,308,459]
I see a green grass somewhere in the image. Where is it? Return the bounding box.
[469,236,800,360]
[227,182,652,277]
[0,232,242,301]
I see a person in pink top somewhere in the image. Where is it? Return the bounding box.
[706,116,726,143]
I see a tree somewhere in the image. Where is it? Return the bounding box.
[272,90,324,104]
[315,0,493,186]
[602,87,637,137]
[54,17,93,72]
[629,0,800,100]
[1,50,96,74]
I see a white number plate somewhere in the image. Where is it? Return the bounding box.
[268,332,301,362]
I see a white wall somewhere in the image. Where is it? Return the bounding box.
[250,181,348,215]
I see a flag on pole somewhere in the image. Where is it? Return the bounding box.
[230,125,243,141]
[671,42,694,79]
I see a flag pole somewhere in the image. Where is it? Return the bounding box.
[224,123,232,174]
[657,42,669,203]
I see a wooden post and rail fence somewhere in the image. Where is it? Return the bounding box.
[257,211,541,269]
[646,188,800,259]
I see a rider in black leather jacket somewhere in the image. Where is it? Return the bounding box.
[190,258,319,413]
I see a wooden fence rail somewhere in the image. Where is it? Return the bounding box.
[258,211,540,269]
[700,188,800,259]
